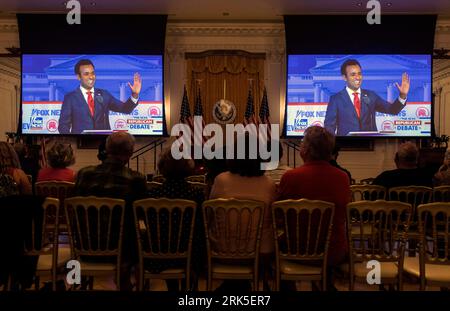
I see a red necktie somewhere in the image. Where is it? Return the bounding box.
[87,91,95,117]
[353,92,361,119]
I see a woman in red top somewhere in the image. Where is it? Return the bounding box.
[278,126,351,290]
[37,143,76,182]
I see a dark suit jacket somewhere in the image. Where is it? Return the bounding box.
[324,89,405,136]
[58,88,138,134]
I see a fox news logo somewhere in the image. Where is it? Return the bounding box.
[30,117,43,130]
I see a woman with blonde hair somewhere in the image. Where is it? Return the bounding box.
[37,142,76,182]
[0,141,32,195]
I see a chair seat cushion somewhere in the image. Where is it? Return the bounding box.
[341,261,398,279]
[212,263,253,274]
[404,257,450,283]
[279,260,322,275]
[36,246,71,271]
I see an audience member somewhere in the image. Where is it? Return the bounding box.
[372,142,433,189]
[37,143,76,182]
[278,126,350,290]
[74,132,147,290]
[209,134,276,291]
[329,145,352,183]
[433,148,450,186]
[147,149,205,290]
[14,142,40,185]
[0,142,32,195]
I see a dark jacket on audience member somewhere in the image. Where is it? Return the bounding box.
[74,158,147,264]
[372,168,433,189]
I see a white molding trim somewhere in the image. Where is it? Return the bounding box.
[166,22,285,37]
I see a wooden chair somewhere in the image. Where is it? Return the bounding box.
[271,199,335,291]
[35,181,75,234]
[64,196,125,290]
[388,186,433,255]
[24,197,72,291]
[403,203,450,290]
[133,198,197,291]
[202,199,265,291]
[350,185,387,202]
[186,175,206,183]
[433,186,450,203]
[345,200,411,290]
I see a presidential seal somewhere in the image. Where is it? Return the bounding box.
[213,99,236,124]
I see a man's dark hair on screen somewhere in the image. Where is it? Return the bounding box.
[74,59,95,75]
[340,59,362,75]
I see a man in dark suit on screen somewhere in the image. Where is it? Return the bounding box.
[324,59,410,136]
[58,59,142,134]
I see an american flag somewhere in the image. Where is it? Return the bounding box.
[179,86,194,154]
[180,86,193,129]
[243,88,257,125]
[193,87,207,145]
[243,87,258,136]
[258,87,271,141]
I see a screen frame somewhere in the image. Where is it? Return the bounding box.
[282,53,434,139]
[19,53,168,137]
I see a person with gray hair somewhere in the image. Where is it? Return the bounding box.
[373,141,433,189]
[433,149,450,186]
[278,126,350,291]
[37,143,76,182]
[74,132,147,290]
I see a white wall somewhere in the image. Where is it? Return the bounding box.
[0,16,449,181]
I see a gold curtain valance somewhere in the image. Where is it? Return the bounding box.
[186,50,265,74]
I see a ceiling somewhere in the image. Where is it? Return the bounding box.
[1,0,450,20]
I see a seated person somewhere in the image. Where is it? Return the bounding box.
[37,143,76,182]
[0,142,32,196]
[373,142,433,189]
[209,134,276,291]
[146,149,205,290]
[74,132,147,290]
[433,149,450,186]
[278,126,350,291]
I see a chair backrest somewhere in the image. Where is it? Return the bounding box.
[433,186,450,203]
[133,198,197,260]
[417,203,450,265]
[64,196,125,258]
[186,175,206,183]
[347,200,411,262]
[202,199,265,259]
[35,181,75,203]
[272,199,335,262]
[146,181,162,192]
[360,178,375,185]
[388,186,433,221]
[350,185,387,202]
